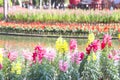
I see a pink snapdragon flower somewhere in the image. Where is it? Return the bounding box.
[108,50,120,61]
[86,44,92,55]
[22,49,33,61]
[0,64,3,70]
[70,51,84,64]
[69,39,77,53]
[32,45,46,64]
[59,60,68,72]
[108,53,113,59]
[44,48,56,62]
[32,52,37,63]
[92,40,101,52]
[101,34,112,50]
[86,40,100,54]
[8,51,18,62]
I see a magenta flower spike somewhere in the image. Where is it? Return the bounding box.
[69,39,77,53]
[59,60,68,72]
[32,45,46,64]
[8,51,18,62]
[22,50,33,61]
[44,48,56,62]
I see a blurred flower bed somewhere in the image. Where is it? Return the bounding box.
[0,9,120,37]
[0,33,120,80]
[0,21,120,37]
[1,9,120,23]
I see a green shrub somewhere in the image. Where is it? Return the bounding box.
[0,13,3,20]
[0,0,3,6]
[9,0,12,6]
[6,10,120,23]
[0,0,12,7]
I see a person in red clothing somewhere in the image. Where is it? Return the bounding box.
[69,0,80,8]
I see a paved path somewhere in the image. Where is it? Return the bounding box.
[0,6,27,13]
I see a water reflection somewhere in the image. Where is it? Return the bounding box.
[0,35,119,53]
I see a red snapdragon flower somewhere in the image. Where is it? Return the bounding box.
[86,44,92,55]
[101,34,112,50]
[32,45,46,64]
[101,41,106,50]
[92,40,101,52]
[86,40,101,55]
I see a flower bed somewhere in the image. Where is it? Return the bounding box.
[1,9,120,23]
[0,8,120,79]
[0,33,120,80]
[0,21,120,37]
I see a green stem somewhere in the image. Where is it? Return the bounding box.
[79,55,88,77]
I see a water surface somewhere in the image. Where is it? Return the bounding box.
[0,35,119,53]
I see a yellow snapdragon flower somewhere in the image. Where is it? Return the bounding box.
[87,52,97,61]
[11,62,22,74]
[118,34,120,39]
[88,33,95,43]
[56,37,68,54]
[86,41,91,46]
[87,56,91,61]
[16,62,22,74]
[92,53,97,61]
[0,53,3,63]
[0,48,2,54]
[11,62,16,73]
[0,48,3,63]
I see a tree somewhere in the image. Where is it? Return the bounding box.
[3,0,8,21]
[40,0,42,8]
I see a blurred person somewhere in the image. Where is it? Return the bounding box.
[110,0,115,10]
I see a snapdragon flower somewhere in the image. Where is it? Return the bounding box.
[59,60,68,72]
[69,39,77,53]
[56,37,68,54]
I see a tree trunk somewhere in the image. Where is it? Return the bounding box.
[40,0,42,9]
[4,0,8,21]
[49,0,51,9]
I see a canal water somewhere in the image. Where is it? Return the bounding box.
[0,35,119,53]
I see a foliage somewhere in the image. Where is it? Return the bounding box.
[27,63,55,80]
[0,33,120,80]
[0,0,12,7]
[0,20,120,37]
[0,14,3,20]
[5,10,120,23]
[80,54,101,80]
[0,0,3,6]
[79,41,101,80]
[100,48,119,80]
[79,34,120,80]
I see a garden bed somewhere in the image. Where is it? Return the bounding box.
[0,34,120,80]
[0,7,120,36]
[1,8,120,23]
[0,7,120,80]
[0,21,120,37]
